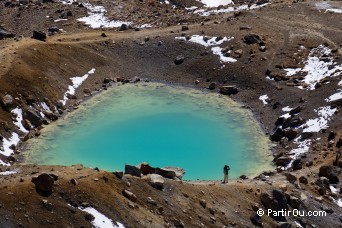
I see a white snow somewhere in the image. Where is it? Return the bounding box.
[198,0,233,7]
[194,3,269,16]
[1,132,20,157]
[282,106,293,112]
[284,45,342,90]
[302,106,336,132]
[336,198,342,207]
[330,185,339,194]
[11,108,28,133]
[259,94,269,105]
[290,138,312,158]
[61,68,96,105]
[211,47,237,63]
[185,6,198,11]
[0,170,16,175]
[54,19,68,22]
[315,2,342,14]
[175,35,232,47]
[60,0,75,4]
[281,113,291,119]
[40,102,50,111]
[325,80,342,102]
[138,24,152,29]
[78,207,125,228]
[326,9,342,13]
[77,3,132,29]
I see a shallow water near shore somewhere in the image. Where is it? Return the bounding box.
[24,82,273,180]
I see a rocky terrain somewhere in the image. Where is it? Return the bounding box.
[0,0,342,227]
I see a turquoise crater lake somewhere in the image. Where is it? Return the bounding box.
[24,83,273,180]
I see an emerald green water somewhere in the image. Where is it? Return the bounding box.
[25,83,273,180]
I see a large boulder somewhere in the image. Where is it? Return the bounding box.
[44,110,59,121]
[32,30,47,41]
[122,189,137,202]
[250,213,262,227]
[273,189,288,210]
[319,165,340,184]
[244,33,262,44]
[124,164,142,177]
[23,108,44,127]
[270,128,284,142]
[138,162,156,175]
[274,156,291,166]
[0,27,15,40]
[291,159,302,171]
[283,129,297,141]
[163,167,185,180]
[174,55,185,65]
[260,192,273,209]
[1,95,14,110]
[149,174,164,190]
[336,138,342,148]
[32,173,55,193]
[155,168,177,179]
[219,86,238,95]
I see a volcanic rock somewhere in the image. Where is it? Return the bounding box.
[125,164,142,177]
[32,173,55,193]
[122,189,137,202]
[219,86,238,95]
[149,174,164,190]
[174,55,185,65]
[32,30,47,41]
[244,33,262,44]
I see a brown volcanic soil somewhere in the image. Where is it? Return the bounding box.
[0,0,342,227]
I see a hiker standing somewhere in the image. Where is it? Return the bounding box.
[223,165,230,183]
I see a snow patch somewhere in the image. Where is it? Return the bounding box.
[198,0,233,8]
[281,113,291,119]
[0,170,16,175]
[40,102,50,111]
[282,106,293,112]
[326,9,342,13]
[1,132,20,157]
[54,19,68,22]
[138,24,152,29]
[78,207,124,228]
[211,47,237,63]
[175,35,232,47]
[259,95,269,105]
[11,108,28,133]
[77,3,132,29]
[61,68,96,105]
[290,138,312,159]
[330,185,338,194]
[336,198,342,207]
[194,3,269,16]
[284,45,342,90]
[315,2,342,14]
[303,106,336,133]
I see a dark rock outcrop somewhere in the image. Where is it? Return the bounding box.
[32,30,47,41]
[32,173,55,194]
[125,164,142,177]
[174,55,185,65]
[0,27,15,40]
[23,108,44,127]
[319,165,340,184]
[244,33,262,44]
[1,95,14,110]
[219,86,238,95]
